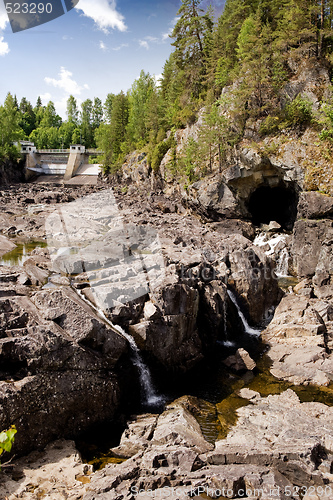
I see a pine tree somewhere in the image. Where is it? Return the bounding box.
[171,0,213,99]
[80,99,93,147]
[92,97,103,130]
[104,93,115,124]
[236,10,273,112]
[66,95,79,125]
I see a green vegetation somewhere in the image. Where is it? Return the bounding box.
[0,426,17,469]
[2,1,333,177]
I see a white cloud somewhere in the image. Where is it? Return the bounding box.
[0,1,8,31]
[154,73,162,83]
[45,67,89,96]
[76,0,127,33]
[0,36,9,56]
[112,43,128,51]
[40,92,52,103]
[99,40,107,51]
[162,16,179,42]
[54,95,82,120]
[139,40,149,50]
[162,31,171,42]
[0,2,9,55]
[146,36,158,43]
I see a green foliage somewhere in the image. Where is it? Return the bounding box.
[259,115,281,136]
[150,135,175,172]
[0,425,17,468]
[127,70,158,147]
[319,101,333,141]
[0,93,25,160]
[95,91,129,173]
[182,136,199,182]
[284,95,313,128]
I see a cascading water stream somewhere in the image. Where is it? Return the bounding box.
[227,290,261,336]
[276,247,289,277]
[74,287,163,407]
[220,296,235,347]
[253,232,291,278]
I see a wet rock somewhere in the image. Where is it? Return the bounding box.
[223,234,282,324]
[0,235,16,258]
[223,348,256,372]
[32,288,127,365]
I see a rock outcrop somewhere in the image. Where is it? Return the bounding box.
[0,283,130,455]
[83,391,333,500]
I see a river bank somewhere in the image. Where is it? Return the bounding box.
[0,180,332,499]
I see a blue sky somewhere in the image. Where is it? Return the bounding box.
[0,1,224,118]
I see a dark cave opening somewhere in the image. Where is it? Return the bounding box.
[248,184,298,230]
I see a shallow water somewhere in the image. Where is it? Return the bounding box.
[0,240,47,267]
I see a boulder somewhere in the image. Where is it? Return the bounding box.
[292,219,333,277]
[188,177,242,220]
[297,191,333,220]
[222,234,282,324]
[223,348,256,372]
[262,294,326,339]
[0,287,130,455]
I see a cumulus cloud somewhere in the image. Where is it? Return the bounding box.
[40,92,52,103]
[0,2,9,55]
[0,1,8,30]
[99,40,107,51]
[45,67,89,95]
[75,0,127,33]
[0,36,9,56]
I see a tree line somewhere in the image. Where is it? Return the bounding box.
[2,0,333,177]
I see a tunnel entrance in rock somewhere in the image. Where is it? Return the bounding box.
[248,184,298,230]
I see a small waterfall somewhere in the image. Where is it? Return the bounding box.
[227,290,261,337]
[221,297,235,347]
[75,288,163,407]
[254,232,291,278]
[276,247,289,277]
[102,314,163,407]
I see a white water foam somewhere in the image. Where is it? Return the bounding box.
[76,288,163,407]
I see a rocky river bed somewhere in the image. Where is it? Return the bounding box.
[0,181,333,499]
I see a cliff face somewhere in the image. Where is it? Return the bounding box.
[107,57,333,224]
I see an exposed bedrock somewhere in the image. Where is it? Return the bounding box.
[83,391,333,500]
[292,192,333,292]
[0,285,131,456]
[94,234,281,371]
